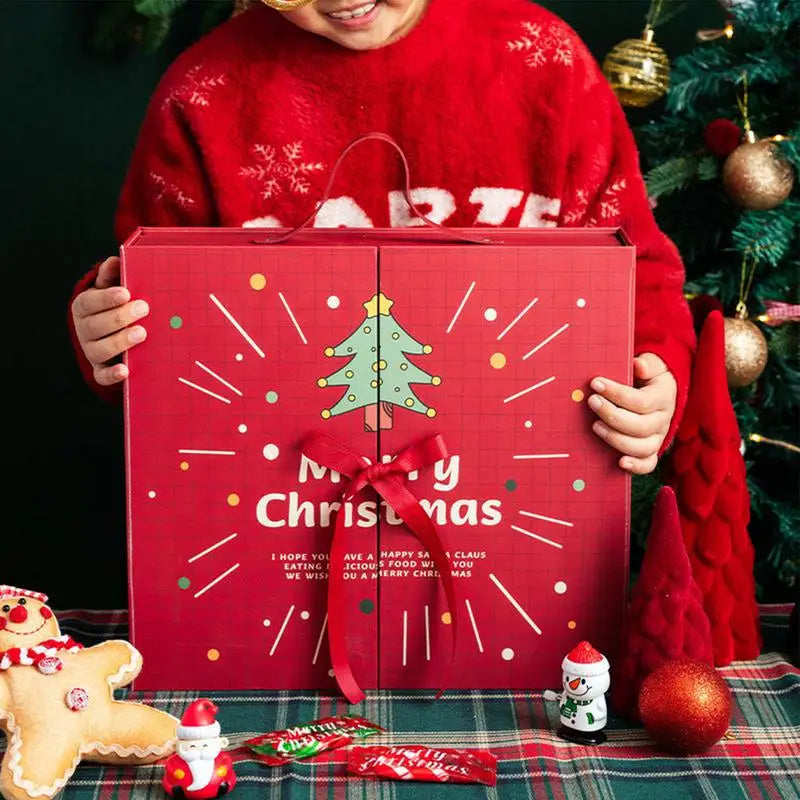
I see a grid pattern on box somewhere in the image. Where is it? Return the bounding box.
[124,235,633,691]
[375,246,631,687]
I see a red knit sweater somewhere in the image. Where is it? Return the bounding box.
[69,0,695,444]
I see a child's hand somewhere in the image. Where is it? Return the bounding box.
[71,256,150,386]
[587,353,677,475]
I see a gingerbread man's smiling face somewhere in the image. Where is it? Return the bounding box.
[0,589,60,650]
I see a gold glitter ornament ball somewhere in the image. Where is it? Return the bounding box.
[602,30,670,108]
[724,316,768,388]
[722,140,795,210]
[638,660,732,755]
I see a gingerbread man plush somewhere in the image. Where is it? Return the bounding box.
[0,585,178,800]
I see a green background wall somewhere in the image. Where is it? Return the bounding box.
[2,0,724,608]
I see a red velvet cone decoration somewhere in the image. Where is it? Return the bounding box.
[612,486,713,720]
[663,311,762,665]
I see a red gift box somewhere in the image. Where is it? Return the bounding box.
[121,226,633,694]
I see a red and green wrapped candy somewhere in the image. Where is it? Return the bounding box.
[347,745,498,786]
[244,715,383,765]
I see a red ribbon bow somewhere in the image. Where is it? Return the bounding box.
[299,432,458,704]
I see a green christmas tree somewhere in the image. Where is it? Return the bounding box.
[632,0,799,599]
[318,293,440,431]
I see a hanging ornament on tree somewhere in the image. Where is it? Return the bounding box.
[602,27,670,108]
[724,315,768,387]
[723,139,795,209]
[724,253,768,389]
[601,0,678,108]
[722,74,795,210]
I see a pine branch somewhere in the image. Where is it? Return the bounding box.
[667,51,794,114]
[732,201,800,267]
[645,156,700,198]
[133,0,188,18]
[646,0,689,28]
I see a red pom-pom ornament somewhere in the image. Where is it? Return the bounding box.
[638,660,732,754]
[704,119,742,157]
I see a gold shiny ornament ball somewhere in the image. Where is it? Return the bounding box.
[639,660,731,754]
[724,316,768,388]
[722,140,795,210]
[602,31,670,108]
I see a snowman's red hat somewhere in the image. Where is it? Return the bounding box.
[177,699,221,740]
[562,641,609,678]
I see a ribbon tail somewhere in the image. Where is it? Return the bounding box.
[380,477,459,699]
[327,509,365,705]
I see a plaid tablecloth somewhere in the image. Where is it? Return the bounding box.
[4,605,797,800]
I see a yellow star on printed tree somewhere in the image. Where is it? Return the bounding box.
[363,292,394,318]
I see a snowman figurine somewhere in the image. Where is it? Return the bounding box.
[551,640,610,745]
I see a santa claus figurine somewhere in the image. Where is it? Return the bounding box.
[550,641,610,745]
[163,699,236,799]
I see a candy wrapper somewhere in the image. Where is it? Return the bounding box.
[244,715,384,765]
[347,745,498,786]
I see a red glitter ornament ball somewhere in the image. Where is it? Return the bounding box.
[638,660,732,754]
[704,118,742,158]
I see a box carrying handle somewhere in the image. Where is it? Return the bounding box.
[250,132,491,245]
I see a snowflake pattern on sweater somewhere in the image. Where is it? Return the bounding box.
[150,172,195,209]
[507,21,574,68]
[239,141,327,199]
[162,63,226,110]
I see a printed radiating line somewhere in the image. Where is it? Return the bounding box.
[465,598,484,653]
[503,375,555,404]
[511,524,563,550]
[195,360,243,396]
[489,573,542,635]
[312,613,328,665]
[512,453,570,460]
[446,281,476,334]
[188,533,238,564]
[519,511,574,528]
[193,563,240,599]
[522,323,569,360]
[424,605,431,662]
[178,449,236,456]
[278,292,308,345]
[270,605,295,657]
[497,297,538,341]
[209,293,265,357]
[403,610,408,667]
[178,378,231,404]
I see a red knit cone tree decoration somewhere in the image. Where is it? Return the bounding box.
[663,310,762,665]
[611,486,713,720]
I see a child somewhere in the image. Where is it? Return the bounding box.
[69,0,695,475]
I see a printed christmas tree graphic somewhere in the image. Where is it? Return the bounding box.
[318,292,441,431]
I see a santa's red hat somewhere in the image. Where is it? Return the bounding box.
[177,699,221,740]
[562,641,610,678]
[0,585,47,603]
